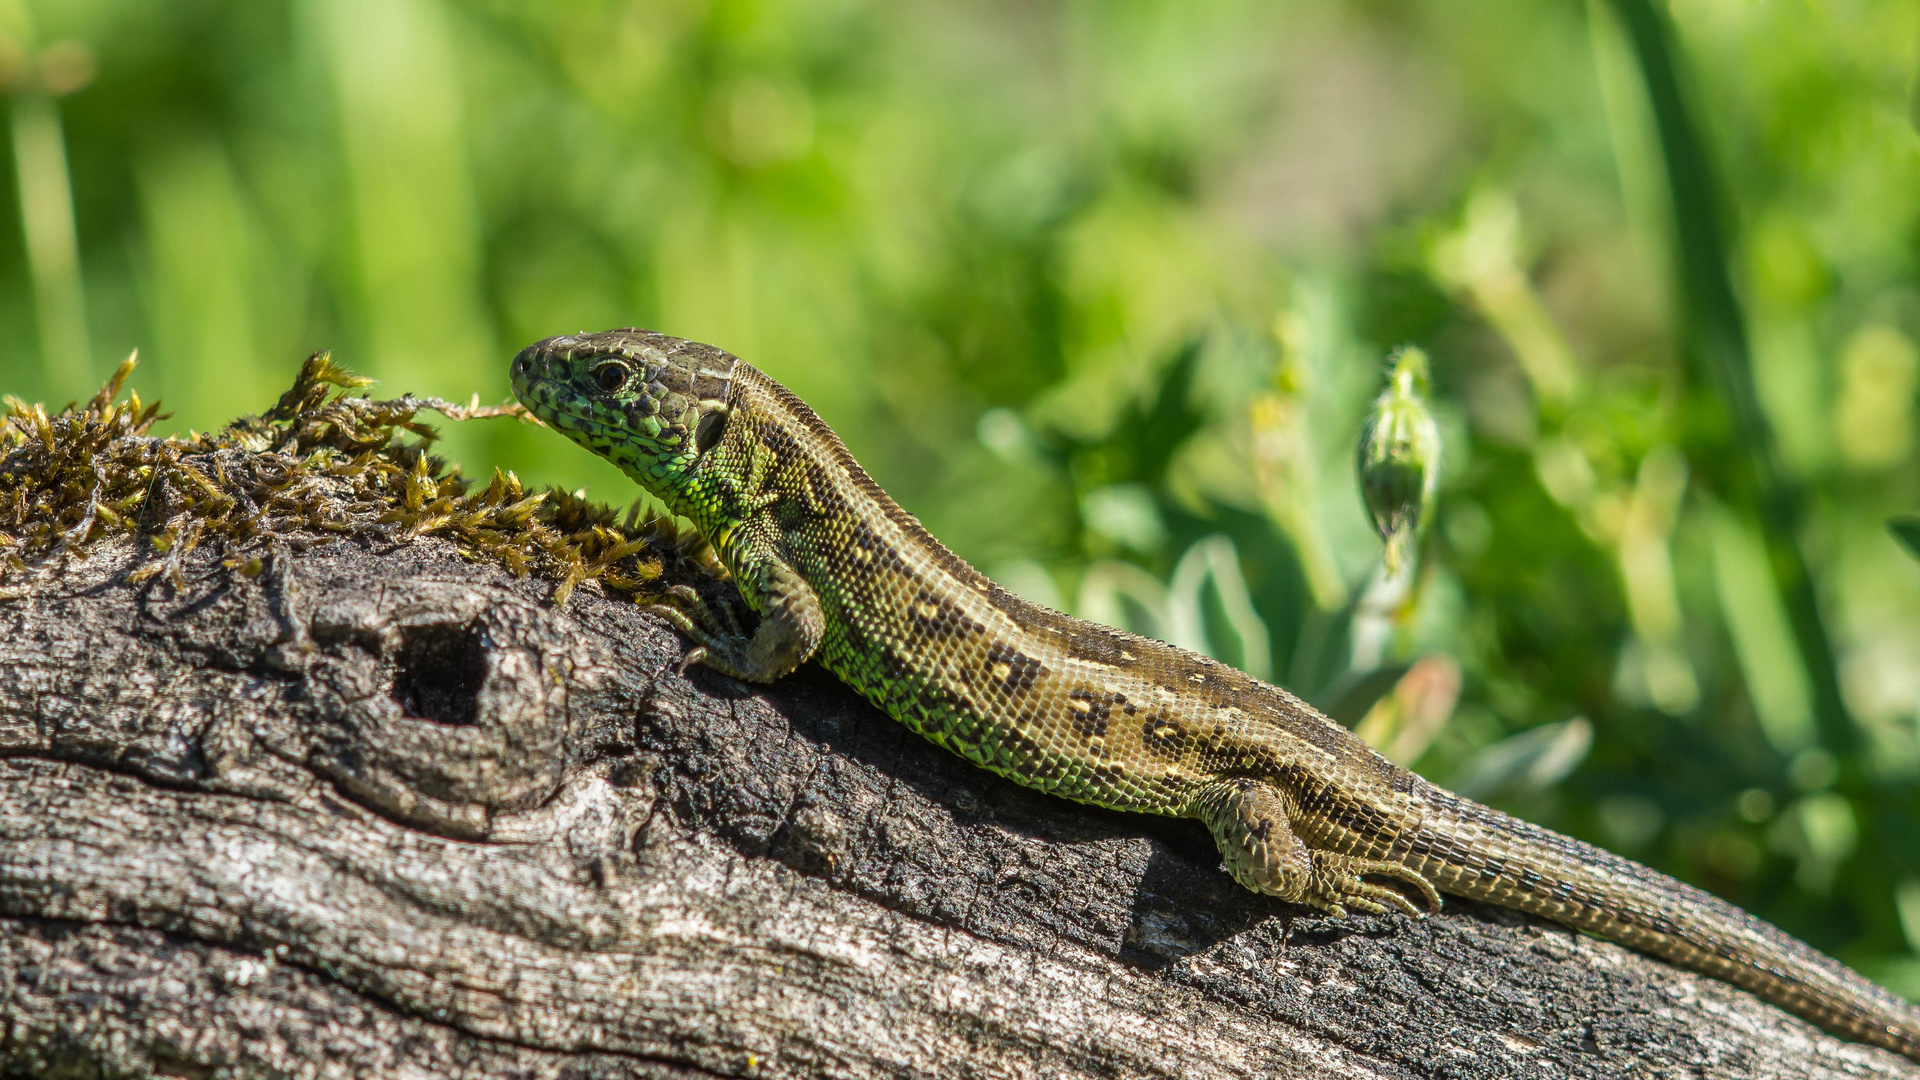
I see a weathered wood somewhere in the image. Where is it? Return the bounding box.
[0,534,1910,1079]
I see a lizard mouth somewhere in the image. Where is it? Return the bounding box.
[526,398,617,440]
[508,367,601,431]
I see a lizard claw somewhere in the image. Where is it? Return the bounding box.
[1310,853,1442,918]
[675,644,708,676]
[643,587,756,679]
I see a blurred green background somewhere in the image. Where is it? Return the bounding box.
[6,0,1920,990]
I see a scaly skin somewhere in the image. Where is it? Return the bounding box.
[511,327,1920,1062]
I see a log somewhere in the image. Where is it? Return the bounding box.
[0,535,1911,1079]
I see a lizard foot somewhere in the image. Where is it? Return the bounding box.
[1195,777,1443,919]
[644,584,753,678]
[642,573,823,684]
[1301,851,1442,918]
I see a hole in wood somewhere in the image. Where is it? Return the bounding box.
[390,622,487,726]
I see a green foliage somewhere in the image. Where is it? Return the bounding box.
[2,0,1919,992]
[1893,516,1920,564]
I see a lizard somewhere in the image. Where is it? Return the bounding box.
[510,326,1920,1063]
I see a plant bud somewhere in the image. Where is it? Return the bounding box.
[1357,346,1441,575]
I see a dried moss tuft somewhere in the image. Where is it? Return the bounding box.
[0,352,721,603]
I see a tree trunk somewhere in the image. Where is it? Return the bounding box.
[0,532,1909,1080]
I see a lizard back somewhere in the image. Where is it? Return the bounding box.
[720,363,1421,828]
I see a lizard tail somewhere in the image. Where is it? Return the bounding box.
[1402,779,1920,1062]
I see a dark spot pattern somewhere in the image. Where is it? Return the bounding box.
[996,728,1046,768]
[880,649,911,681]
[1250,817,1273,842]
[850,523,911,576]
[1066,688,1123,740]
[761,422,801,459]
[1317,793,1397,838]
[800,460,849,516]
[910,589,984,641]
[1404,830,1474,866]
[1140,712,1190,760]
[837,621,912,683]
[985,643,1044,695]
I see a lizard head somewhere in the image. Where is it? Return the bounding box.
[510,328,737,493]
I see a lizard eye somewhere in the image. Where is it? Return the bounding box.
[592,361,632,394]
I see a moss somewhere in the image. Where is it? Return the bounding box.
[0,352,720,604]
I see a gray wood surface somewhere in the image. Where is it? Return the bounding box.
[0,534,1910,1079]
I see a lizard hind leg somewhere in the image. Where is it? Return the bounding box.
[1193,778,1441,919]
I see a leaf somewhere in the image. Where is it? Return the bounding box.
[1451,718,1593,801]
[1320,665,1412,726]
[1166,535,1271,681]
[1351,654,1462,765]
[1890,515,1920,562]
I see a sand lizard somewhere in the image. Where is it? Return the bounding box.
[510,327,1920,1062]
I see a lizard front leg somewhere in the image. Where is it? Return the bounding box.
[647,538,824,683]
[1193,777,1441,917]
